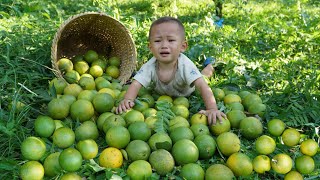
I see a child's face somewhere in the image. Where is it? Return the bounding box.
[148,22,187,64]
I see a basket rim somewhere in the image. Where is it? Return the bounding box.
[51,12,137,84]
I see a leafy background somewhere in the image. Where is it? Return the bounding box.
[0,0,319,179]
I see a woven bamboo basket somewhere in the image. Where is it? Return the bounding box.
[51,12,137,84]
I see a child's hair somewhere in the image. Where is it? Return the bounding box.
[148,16,186,40]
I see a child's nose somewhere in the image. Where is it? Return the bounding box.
[161,40,169,48]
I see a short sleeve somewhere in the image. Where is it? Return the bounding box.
[179,54,202,86]
[133,58,156,88]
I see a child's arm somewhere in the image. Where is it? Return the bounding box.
[115,80,142,114]
[194,77,227,125]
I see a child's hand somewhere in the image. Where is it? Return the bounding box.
[199,109,227,126]
[116,99,135,114]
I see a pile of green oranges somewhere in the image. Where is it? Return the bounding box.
[19,50,319,179]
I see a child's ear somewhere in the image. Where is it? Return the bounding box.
[180,40,188,52]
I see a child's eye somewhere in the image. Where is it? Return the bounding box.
[154,40,161,42]
[169,39,175,42]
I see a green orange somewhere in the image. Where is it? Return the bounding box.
[21,136,46,161]
[171,139,199,165]
[76,139,99,160]
[34,115,56,138]
[127,160,152,180]
[180,163,205,180]
[20,161,44,180]
[59,148,83,172]
[43,152,61,177]
[105,125,130,149]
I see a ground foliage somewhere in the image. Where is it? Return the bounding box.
[0,0,319,179]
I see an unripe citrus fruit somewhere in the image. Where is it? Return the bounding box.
[63,83,83,98]
[34,115,55,138]
[84,50,98,63]
[48,98,70,119]
[75,120,99,141]
[267,118,286,136]
[238,90,251,99]
[295,155,315,174]
[242,93,262,110]
[105,126,130,149]
[124,109,144,126]
[95,78,112,90]
[223,94,241,104]
[97,112,114,131]
[102,114,126,133]
[57,58,73,73]
[128,121,151,141]
[194,134,216,159]
[59,94,77,106]
[180,163,205,180]
[248,103,266,117]
[190,123,210,137]
[140,93,155,108]
[281,128,301,147]
[70,99,95,122]
[126,140,151,161]
[172,139,199,165]
[92,59,107,70]
[212,88,225,101]
[157,95,173,103]
[142,108,157,119]
[59,148,83,172]
[133,100,149,112]
[78,77,95,90]
[216,132,241,156]
[60,173,82,180]
[255,135,276,155]
[74,60,89,75]
[239,116,263,139]
[169,126,194,144]
[209,117,231,136]
[284,171,303,180]
[92,93,114,113]
[43,152,61,177]
[271,153,293,174]
[49,77,67,95]
[76,139,99,160]
[52,127,75,148]
[89,65,103,78]
[226,102,244,111]
[300,139,319,156]
[226,152,253,177]
[190,113,208,126]
[108,56,121,67]
[64,70,80,84]
[169,116,190,132]
[205,164,234,180]
[148,132,172,151]
[149,149,175,176]
[173,96,189,108]
[252,155,271,174]
[21,136,46,160]
[106,65,120,79]
[20,161,44,180]
[127,160,152,180]
[171,104,189,119]
[226,110,246,128]
[77,89,97,102]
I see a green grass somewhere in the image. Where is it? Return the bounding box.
[0,0,319,179]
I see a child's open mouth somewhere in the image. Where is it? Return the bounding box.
[160,52,170,56]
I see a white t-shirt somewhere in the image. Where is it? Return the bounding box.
[134,53,202,97]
